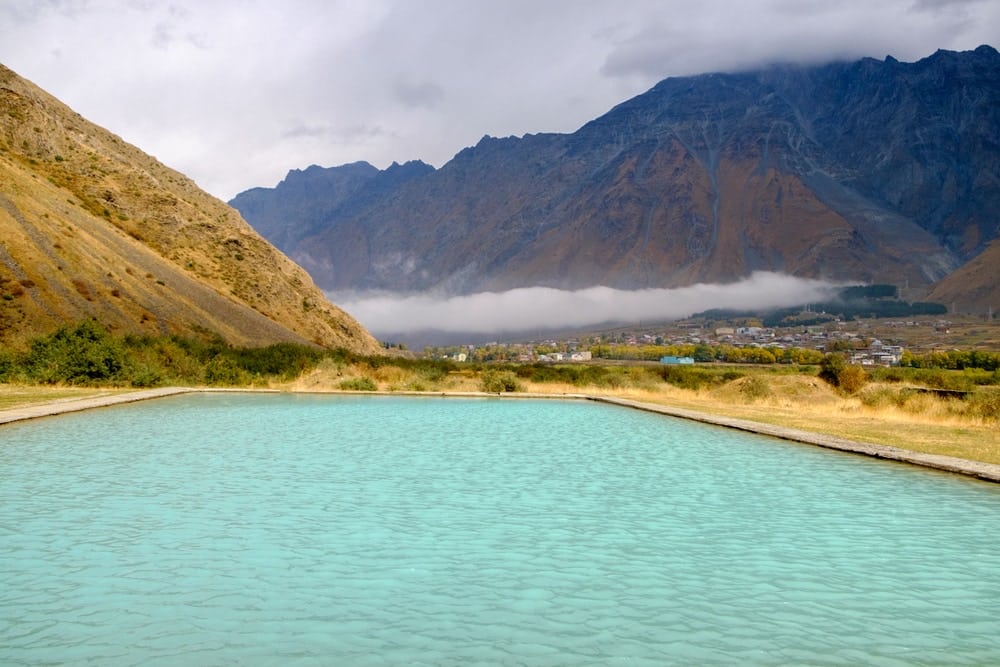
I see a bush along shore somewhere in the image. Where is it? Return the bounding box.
[1,320,998,464]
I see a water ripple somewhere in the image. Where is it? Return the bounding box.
[2,394,999,665]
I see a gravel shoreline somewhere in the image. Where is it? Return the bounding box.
[2,387,998,484]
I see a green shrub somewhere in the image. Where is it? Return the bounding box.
[230,342,324,379]
[126,362,166,388]
[962,368,996,387]
[836,365,869,394]
[412,360,450,384]
[908,368,974,391]
[25,320,127,385]
[859,385,914,409]
[576,365,615,388]
[966,390,1000,422]
[120,335,213,385]
[869,367,905,383]
[658,365,741,390]
[819,353,846,387]
[818,355,868,394]
[339,377,377,391]
[515,363,577,384]
[203,355,249,386]
[0,347,15,382]
[480,369,523,393]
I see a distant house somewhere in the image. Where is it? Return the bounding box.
[715,327,735,336]
[849,339,904,366]
[660,356,695,365]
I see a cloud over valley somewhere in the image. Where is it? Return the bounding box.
[331,272,840,342]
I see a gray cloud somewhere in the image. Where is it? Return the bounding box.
[281,122,334,139]
[331,272,840,338]
[599,0,993,79]
[151,12,210,52]
[0,0,997,199]
[0,0,87,22]
[393,79,445,110]
[280,122,386,144]
[911,0,990,10]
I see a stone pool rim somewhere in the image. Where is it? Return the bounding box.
[2,387,999,484]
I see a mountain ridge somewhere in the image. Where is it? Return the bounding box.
[231,46,999,314]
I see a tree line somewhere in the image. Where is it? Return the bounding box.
[0,320,332,387]
[591,343,826,365]
[592,342,1000,372]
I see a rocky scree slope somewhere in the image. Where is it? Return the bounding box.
[0,64,380,352]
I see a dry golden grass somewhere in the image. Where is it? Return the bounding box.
[595,380,1000,465]
[517,373,999,464]
[282,360,483,394]
[0,385,128,411]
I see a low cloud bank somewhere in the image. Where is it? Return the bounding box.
[330,272,840,338]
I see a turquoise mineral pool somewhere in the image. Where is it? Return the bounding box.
[1,393,999,665]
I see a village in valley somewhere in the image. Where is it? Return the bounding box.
[421,282,998,366]
[425,313,997,366]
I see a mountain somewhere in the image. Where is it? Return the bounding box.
[0,64,380,353]
[928,237,1000,314]
[232,160,435,253]
[231,46,1000,314]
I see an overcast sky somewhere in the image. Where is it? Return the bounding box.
[2,0,998,201]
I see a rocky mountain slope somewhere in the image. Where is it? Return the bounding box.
[0,64,380,352]
[231,46,999,314]
[928,237,1000,313]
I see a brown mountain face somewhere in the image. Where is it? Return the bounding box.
[0,65,380,352]
[232,47,999,315]
[929,238,1000,315]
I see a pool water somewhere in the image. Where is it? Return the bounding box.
[1,393,998,665]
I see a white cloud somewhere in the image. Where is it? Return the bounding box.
[332,272,840,337]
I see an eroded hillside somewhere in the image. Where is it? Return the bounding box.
[0,64,380,353]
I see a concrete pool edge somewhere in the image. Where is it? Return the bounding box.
[0,387,196,425]
[2,387,998,484]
